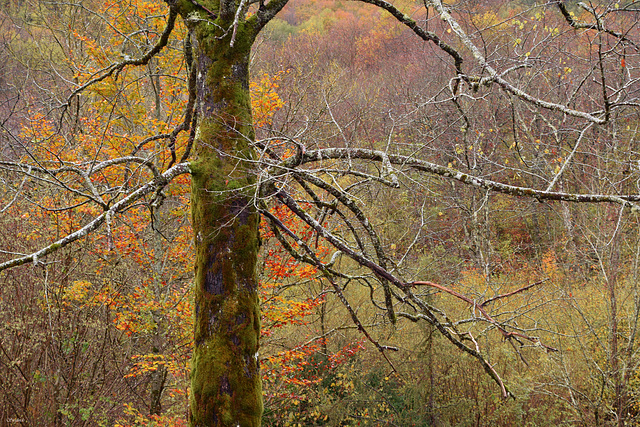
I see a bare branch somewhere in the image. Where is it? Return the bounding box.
[555,0,639,48]
[429,0,607,123]
[0,163,190,272]
[62,7,178,108]
[295,147,640,208]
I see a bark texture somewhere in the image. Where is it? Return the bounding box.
[170,2,262,425]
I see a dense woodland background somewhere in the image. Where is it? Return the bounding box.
[2,0,640,425]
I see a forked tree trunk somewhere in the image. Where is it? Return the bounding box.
[170,3,263,425]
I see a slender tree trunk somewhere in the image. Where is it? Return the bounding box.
[169,3,262,425]
[149,332,167,415]
[608,231,626,427]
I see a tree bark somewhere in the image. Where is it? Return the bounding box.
[168,2,263,425]
[189,34,261,427]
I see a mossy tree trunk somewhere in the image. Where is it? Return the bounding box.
[187,21,260,427]
[166,1,286,425]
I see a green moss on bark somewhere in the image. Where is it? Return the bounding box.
[183,7,263,427]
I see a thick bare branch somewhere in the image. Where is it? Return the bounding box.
[295,147,640,207]
[429,0,607,123]
[0,163,190,272]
